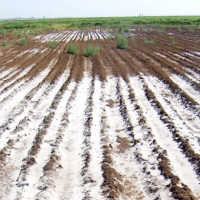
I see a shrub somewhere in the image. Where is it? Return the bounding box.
[1,41,7,46]
[144,39,154,44]
[67,42,79,54]
[142,29,148,33]
[83,43,99,57]
[19,39,27,46]
[116,34,128,49]
[48,40,58,48]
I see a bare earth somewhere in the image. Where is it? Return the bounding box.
[0,27,200,200]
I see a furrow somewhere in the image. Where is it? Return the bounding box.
[170,74,200,105]
[119,77,174,200]
[129,75,200,199]
[0,64,35,94]
[0,65,72,200]
[44,71,91,200]
[0,58,58,126]
[142,75,200,155]
[101,76,149,200]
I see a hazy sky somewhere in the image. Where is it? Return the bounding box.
[1,0,200,18]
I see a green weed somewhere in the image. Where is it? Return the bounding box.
[48,40,58,48]
[11,41,18,46]
[172,40,177,45]
[115,34,128,49]
[158,29,165,33]
[118,26,123,33]
[144,39,154,44]
[15,32,22,38]
[142,29,148,33]
[129,36,135,42]
[107,29,114,34]
[177,26,182,33]
[189,28,195,33]
[83,43,99,57]
[1,41,7,46]
[67,42,79,54]
[124,27,130,33]
[19,39,27,46]
[0,29,6,35]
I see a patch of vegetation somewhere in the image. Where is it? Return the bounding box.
[169,36,174,39]
[19,38,27,46]
[1,41,7,46]
[129,36,135,42]
[67,41,79,54]
[35,30,40,35]
[107,35,113,39]
[142,29,148,33]
[83,43,100,57]
[15,32,22,38]
[124,27,130,33]
[158,29,165,33]
[107,29,114,34]
[11,41,18,46]
[118,26,123,33]
[189,28,195,33]
[48,40,58,48]
[144,38,154,44]
[84,28,89,33]
[177,26,182,33]
[0,29,6,35]
[115,34,128,49]
[0,16,200,31]
[172,40,177,45]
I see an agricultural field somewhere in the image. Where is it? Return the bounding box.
[0,25,200,200]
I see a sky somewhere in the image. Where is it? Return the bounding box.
[0,0,200,19]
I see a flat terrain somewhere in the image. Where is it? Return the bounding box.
[0,27,200,200]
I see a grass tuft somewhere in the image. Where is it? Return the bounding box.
[48,40,58,48]
[124,27,130,33]
[129,36,135,42]
[19,39,27,46]
[177,26,182,33]
[0,29,6,35]
[189,28,195,33]
[158,29,165,33]
[67,41,79,54]
[11,41,18,46]
[118,26,123,33]
[1,41,7,46]
[172,40,177,45]
[142,29,148,33]
[115,34,128,49]
[144,39,154,45]
[83,43,99,57]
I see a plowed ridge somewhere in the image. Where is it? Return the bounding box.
[0,28,200,200]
